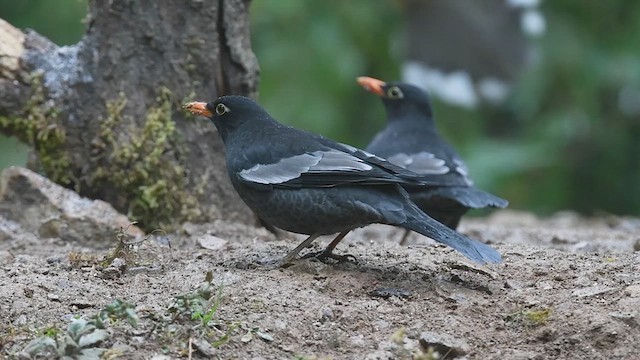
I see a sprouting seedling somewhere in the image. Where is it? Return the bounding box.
[170,271,219,321]
[92,299,139,328]
[20,300,139,358]
[102,222,170,268]
[192,281,224,327]
[20,318,109,358]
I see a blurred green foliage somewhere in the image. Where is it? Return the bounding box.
[251,0,402,145]
[0,0,638,215]
[502,1,640,215]
[0,0,86,45]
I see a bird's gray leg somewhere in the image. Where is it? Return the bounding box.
[319,230,350,256]
[302,230,357,263]
[398,229,412,245]
[282,233,321,264]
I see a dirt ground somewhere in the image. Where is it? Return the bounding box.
[1,210,639,359]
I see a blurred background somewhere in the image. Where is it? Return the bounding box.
[1,0,638,216]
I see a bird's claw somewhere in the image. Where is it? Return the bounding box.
[302,250,358,264]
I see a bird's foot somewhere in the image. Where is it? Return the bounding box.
[302,250,357,264]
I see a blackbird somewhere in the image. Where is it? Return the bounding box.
[358,76,508,244]
[184,96,501,264]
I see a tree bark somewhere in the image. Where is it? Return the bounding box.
[0,0,259,230]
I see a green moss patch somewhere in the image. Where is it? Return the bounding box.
[88,88,201,230]
[0,72,71,185]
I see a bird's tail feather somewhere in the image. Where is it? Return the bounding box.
[400,194,502,264]
[423,186,508,209]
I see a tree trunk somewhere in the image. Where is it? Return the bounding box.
[0,0,259,230]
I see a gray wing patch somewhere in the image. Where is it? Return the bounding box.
[387,152,450,175]
[309,149,373,171]
[453,158,473,185]
[453,158,468,176]
[238,150,372,185]
[239,153,321,184]
[338,142,386,161]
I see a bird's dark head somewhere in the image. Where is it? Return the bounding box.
[184,95,272,142]
[357,76,434,123]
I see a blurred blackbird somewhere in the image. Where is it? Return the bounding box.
[184,96,501,264]
[358,76,508,244]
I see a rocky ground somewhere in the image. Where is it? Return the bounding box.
[1,167,639,359]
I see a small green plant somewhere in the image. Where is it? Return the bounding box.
[93,299,139,328]
[19,300,139,359]
[169,271,236,347]
[171,271,220,322]
[506,308,552,326]
[42,327,61,338]
[20,318,109,359]
[191,285,223,327]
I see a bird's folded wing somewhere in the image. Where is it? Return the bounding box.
[386,151,473,187]
[238,149,438,189]
[387,152,449,175]
[333,143,456,186]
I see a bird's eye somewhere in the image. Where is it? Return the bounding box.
[387,86,403,99]
[215,103,230,115]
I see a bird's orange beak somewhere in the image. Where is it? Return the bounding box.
[183,101,212,117]
[357,76,386,96]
